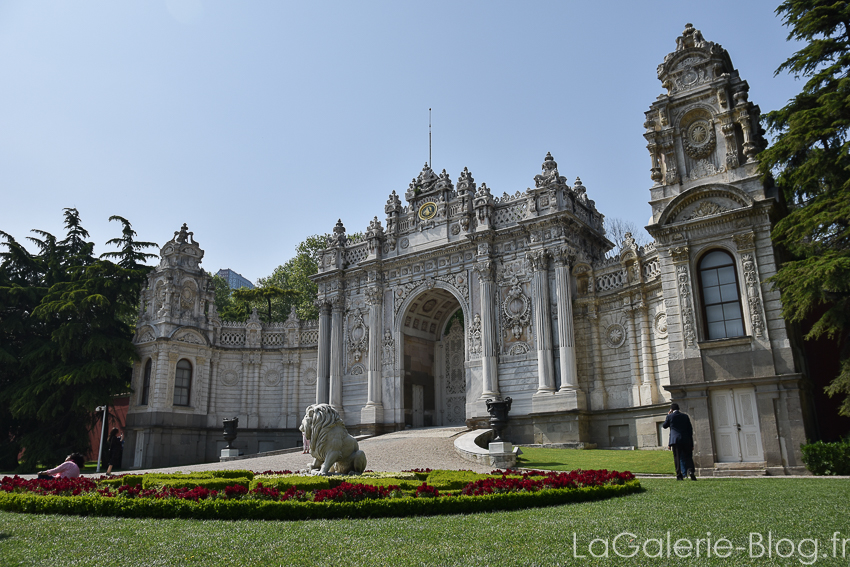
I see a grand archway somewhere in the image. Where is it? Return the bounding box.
[398,287,466,427]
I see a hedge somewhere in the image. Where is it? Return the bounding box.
[801,439,850,475]
[0,480,642,521]
[147,478,252,491]
[424,470,491,490]
[248,476,331,492]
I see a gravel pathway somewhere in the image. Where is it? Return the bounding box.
[131,426,495,475]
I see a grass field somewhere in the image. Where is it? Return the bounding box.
[517,447,675,474]
[1,478,848,566]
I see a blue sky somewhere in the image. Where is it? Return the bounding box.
[0,1,799,283]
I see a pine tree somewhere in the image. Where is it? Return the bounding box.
[760,0,850,415]
[0,210,157,470]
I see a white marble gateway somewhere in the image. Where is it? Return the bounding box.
[125,25,815,476]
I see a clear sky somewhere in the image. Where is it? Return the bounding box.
[0,1,800,284]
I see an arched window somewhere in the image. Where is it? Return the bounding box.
[698,250,745,340]
[141,359,152,405]
[173,359,192,406]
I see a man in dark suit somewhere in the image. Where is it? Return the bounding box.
[662,402,697,480]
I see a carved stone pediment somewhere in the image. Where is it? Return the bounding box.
[172,329,207,346]
[658,184,752,226]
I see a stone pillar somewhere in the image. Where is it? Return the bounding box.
[587,302,608,410]
[329,298,344,415]
[475,259,499,398]
[362,286,384,425]
[553,251,577,389]
[207,352,220,415]
[626,303,642,407]
[315,301,331,404]
[637,302,659,405]
[528,250,554,393]
[153,345,171,409]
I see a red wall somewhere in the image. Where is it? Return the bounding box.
[87,396,129,462]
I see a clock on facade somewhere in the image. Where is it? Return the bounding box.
[418,202,437,220]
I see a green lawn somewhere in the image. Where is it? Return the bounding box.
[1,479,848,566]
[518,446,676,474]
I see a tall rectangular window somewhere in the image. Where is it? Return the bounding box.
[141,359,152,405]
[173,359,192,406]
[699,250,745,340]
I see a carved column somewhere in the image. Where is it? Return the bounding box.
[207,351,220,414]
[363,286,384,425]
[587,302,608,410]
[153,345,171,409]
[528,249,555,393]
[475,259,500,398]
[329,297,344,414]
[661,134,679,185]
[734,232,768,340]
[625,301,643,407]
[553,249,579,392]
[637,300,659,405]
[315,301,331,404]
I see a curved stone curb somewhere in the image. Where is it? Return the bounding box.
[454,429,517,469]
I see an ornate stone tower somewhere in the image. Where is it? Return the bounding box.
[645,25,814,475]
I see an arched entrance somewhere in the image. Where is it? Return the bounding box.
[398,287,466,427]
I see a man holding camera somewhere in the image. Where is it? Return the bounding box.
[662,402,697,481]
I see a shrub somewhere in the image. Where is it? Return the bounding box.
[248,476,330,492]
[210,470,255,481]
[0,480,641,520]
[424,470,489,490]
[147,478,251,491]
[801,439,850,475]
[100,475,143,489]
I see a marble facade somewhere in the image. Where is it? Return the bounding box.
[125,25,815,475]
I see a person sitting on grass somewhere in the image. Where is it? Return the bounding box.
[37,453,86,480]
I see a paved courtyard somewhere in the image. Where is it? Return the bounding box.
[132,426,496,475]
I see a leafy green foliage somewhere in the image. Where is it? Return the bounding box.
[257,234,329,321]
[0,210,156,471]
[800,438,850,475]
[759,0,850,415]
[232,286,299,323]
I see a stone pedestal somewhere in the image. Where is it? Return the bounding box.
[220,448,239,458]
[489,441,513,454]
[360,403,384,426]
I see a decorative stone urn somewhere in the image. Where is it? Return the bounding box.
[222,417,239,450]
[485,397,512,442]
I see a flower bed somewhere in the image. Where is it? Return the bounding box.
[0,469,641,521]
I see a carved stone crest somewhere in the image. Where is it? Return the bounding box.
[502,280,531,339]
[346,310,369,362]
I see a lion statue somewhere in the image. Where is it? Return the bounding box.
[300,403,367,475]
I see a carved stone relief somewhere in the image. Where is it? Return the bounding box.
[740,253,765,338]
[381,330,395,370]
[501,280,531,339]
[346,310,369,363]
[676,265,697,347]
[468,313,482,359]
